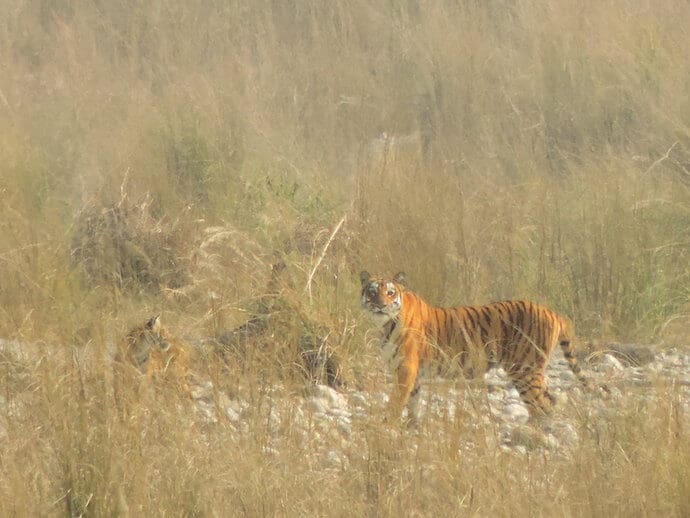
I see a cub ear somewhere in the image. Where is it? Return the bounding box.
[146,315,162,333]
[393,271,406,285]
[359,271,371,286]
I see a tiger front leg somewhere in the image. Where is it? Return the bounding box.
[387,359,420,425]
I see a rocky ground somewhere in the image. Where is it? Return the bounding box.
[191,344,690,465]
[1,337,688,468]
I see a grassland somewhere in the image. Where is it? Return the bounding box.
[0,1,689,515]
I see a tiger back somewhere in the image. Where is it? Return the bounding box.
[360,271,587,423]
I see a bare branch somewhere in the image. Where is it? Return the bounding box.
[305,215,347,303]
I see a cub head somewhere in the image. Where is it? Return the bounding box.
[359,271,406,323]
[123,315,172,371]
[117,315,192,398]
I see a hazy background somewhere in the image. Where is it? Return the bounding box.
[1,0,689,343]
[0,1,688,514]
[0,1,690,350]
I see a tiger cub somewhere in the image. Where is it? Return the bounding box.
[115,315,192,396]
[360,271,588,423]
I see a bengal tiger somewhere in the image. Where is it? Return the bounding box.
[360,271,588,423]
[216,259,347,389]
[115,315,192,396]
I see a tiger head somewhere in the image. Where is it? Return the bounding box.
[120,315,176,373]
[359,271,406,323]
[115,315,192,399]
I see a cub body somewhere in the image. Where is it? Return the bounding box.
[116,315,192,395]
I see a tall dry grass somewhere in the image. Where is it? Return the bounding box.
[0,0,689,515]
[0,344,688,516]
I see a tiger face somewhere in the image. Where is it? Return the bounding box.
[359,271,405,323]
[121,315,169,372]
[117,315,191,387]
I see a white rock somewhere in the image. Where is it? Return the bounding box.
[329,407,352,420]
[485,371,508,388]
[504,387,520,400]
[308,397,330,415]
[349,392,369,409]
[490,405,503,417]
[310,384,348,410]
[336,418,352,436]
[324,450,349,470]
[290,406,307,424]
[487,390,505,403]
[267,407,282,432]
[647,361,664,373]
[226,398,248,414]
[499,444,513,454]
[190,380,214,400]
[544,433,561,450]
[194,400,218,424]
[371,391,390,406]
[599,354,624,371]
[451,387,471,401]
[503,402,530,422]
[658,351,683,366]
[513,445,528,455]
[441,402,457,420]
[225,406,241,423]
[261,446,278,457]
[551,422,579,446]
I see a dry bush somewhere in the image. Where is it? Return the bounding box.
[70,189,193,294]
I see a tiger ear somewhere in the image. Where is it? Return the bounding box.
[393,271,406,285]
[146,315,162,333]
[359,271,371,286]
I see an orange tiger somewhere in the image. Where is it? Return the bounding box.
[115,315,192,396]
[360,271,588,423]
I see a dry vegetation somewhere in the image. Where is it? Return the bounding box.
[0,0,689,515]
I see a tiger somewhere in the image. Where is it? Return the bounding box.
[359,271,589,424]
[216,259,347,389]
[115,315,192,396]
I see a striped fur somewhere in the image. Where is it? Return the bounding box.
[360,271,587,422]
[115,315,192,395]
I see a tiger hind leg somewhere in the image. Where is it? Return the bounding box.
[510,369,554,418]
